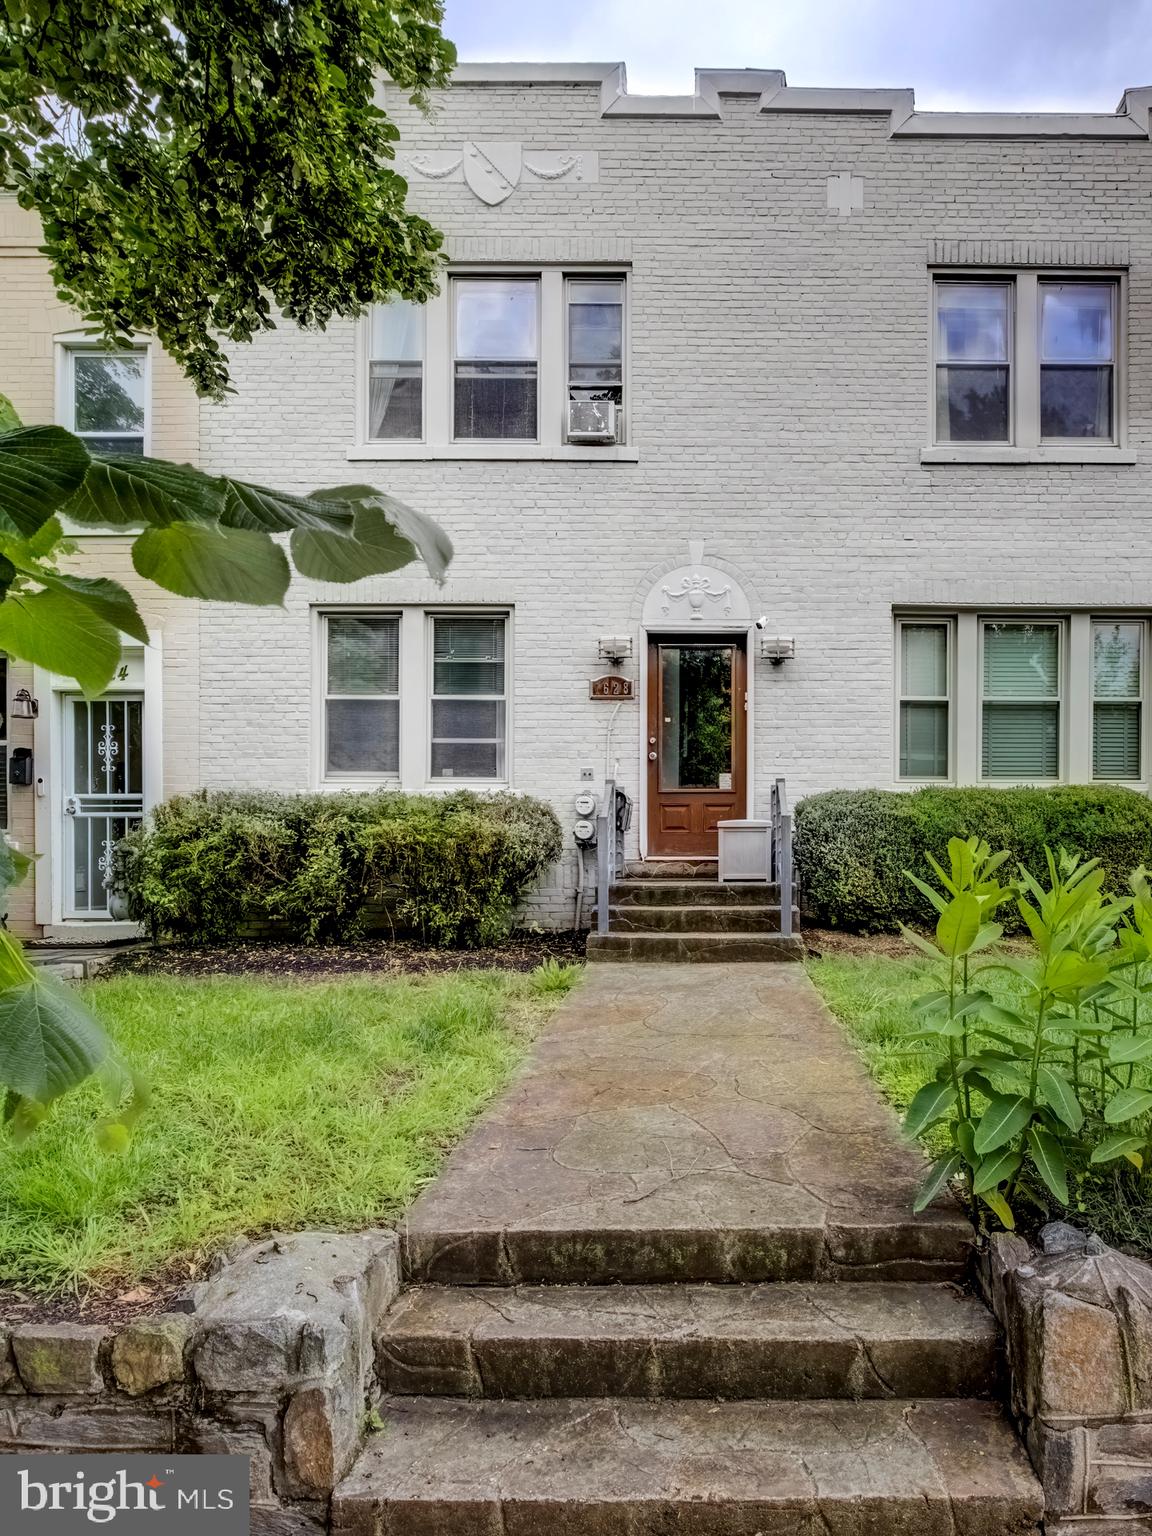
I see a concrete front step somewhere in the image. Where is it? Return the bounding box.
[611,879,783,906]
[587,931,803,961]
[603,904,797,934]
[623,859,720,879]
[333,1395,1043,1536]
[376,1281,999,1401]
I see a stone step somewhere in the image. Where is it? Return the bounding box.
[611,879,784,906]
[586,931,803,962]
[333,1396,1043,1536]
[376,1281,1000,1401]
[623,859,720,879]
[603,904,796,934]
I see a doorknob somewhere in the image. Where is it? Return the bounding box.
[64,797,78,816]
[648,751,657,761]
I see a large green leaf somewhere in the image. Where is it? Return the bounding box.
[903,1079,957,1140]
[0,585,121,694]
[64,455,227,528]
[290,503,417,582]
[1104,1086,1152,1125]
[0,426,90,536]
[974,1094,1032,1156]
[133,522,290,604]
[1036,1066,1084,1133]
[1028,1125,1069,1204]
[310,485,453,581]
[32,571,149,644]
[936,892,981,958]
[913,1152,963,1212]
[1107,1036,1152,1066]
[1090,1131,1146,1166]
[0,394,23,432]
[221,480,356,536]
[972,1147,1022,1195]
[0,935,110,1105]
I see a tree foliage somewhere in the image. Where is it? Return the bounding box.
[0,0,455,397]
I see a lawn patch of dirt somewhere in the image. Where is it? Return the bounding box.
[100,929,589,980]
[803,926,924,961]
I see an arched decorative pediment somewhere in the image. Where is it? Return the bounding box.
[640,541,752,629]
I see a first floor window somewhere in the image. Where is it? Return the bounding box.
[1093,621,1142,780]
[430,615,507,779]
[981,622,1061,780]
[325,614,400,775]
[898,622,950,779]
[67,348,146,454]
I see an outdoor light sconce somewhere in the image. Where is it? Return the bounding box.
[10,688,38,719]
[759,636,796,666]
[597,635,633,664]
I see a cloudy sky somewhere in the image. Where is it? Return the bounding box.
[442,0,1152,112]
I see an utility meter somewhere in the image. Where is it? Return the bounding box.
[573,819,596,844]
[573,790,597,818]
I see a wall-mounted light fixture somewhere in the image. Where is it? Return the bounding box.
[597,635,633,664]
[10,688,38,719]
[759,637,795,666]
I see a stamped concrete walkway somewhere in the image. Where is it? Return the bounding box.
[403,963,970,1285]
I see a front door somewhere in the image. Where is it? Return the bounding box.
[63,695,145,919]
[647,638,747,857]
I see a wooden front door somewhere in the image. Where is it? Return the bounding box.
[646,637,747,857]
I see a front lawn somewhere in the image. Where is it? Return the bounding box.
[0,967,576,1298]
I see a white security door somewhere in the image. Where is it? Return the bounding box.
[63,695,145,919]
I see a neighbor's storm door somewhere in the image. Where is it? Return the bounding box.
[646,639,747,857]
[63,696,144,919]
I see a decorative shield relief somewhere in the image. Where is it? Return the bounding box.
[462,142,523,205]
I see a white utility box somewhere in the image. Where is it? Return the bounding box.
[717,819,772,883]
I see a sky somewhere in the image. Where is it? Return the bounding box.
[442,0,1152,113]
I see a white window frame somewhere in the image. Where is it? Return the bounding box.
[924,270,1131,465]
[351,266,636,462]
[895,617,954,783]
[450,274,541,446]
[1091,616,1147,784]
[320,610,403,785]
[312,606,512,791]
[426,611,510,785]
[55,337,152,455]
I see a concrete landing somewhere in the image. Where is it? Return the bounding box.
[401,964,970,1284]
[334,1396,1042,1536]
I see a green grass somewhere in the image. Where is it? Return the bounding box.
[0,966,579,1296]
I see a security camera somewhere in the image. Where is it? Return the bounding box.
[755,615,768,630]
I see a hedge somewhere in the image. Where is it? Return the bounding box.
[113,789,564,946]
[795,785,1152,933]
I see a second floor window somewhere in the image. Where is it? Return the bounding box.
[65,348,147,454]
[933,274,1120,450]
[453,278,538,441]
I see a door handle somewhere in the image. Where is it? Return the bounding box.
[648,751,657,761]
[64,797,78,816]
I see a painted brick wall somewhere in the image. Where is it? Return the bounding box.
[183,82,1152,924]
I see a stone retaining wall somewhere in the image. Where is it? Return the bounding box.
[982,1222,1152,1535]
[0,1230,399,1534]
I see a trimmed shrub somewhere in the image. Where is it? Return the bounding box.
[113,789,564,946]
[795,785,1152,932]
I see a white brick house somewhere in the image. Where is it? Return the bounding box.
[12,63,1152,935]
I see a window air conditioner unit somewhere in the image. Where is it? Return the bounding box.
[567,399,618,444]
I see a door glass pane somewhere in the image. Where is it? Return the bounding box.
[901,624,948,697]
[659,647,733,791]
[983,624,1059,698]
[327,616,399,695]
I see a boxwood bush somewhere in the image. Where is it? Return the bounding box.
[113,789,564,946]
[796,785,1152,932]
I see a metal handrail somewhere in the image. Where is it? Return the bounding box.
[771,776,796,938]
[595,778,624,936]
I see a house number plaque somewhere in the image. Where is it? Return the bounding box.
[589,675,635,700]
